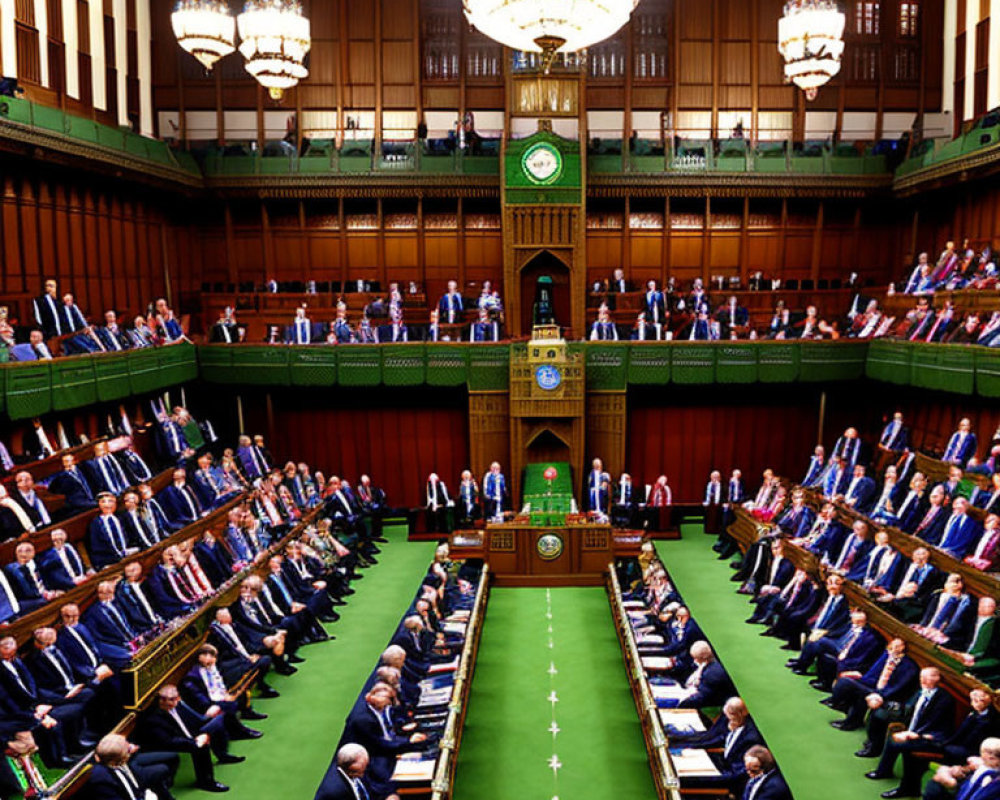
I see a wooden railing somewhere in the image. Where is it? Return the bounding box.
[727,506,997,702]
[429,563,490,800]
[607,564,684,800]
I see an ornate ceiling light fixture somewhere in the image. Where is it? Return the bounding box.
[237,0,311,100]
[778,0,846,100]
[462,0,639,72]
[171,0,236,71]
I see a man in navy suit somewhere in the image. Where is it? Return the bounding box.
[677,642,735,709]
[827,519,875,575]
[82,581,137,669]
[39,528,91,590]
[891,472,931,533]
[207,607,283,690]
[180,644,265,726]
[942,417,977,467]
[269,553,337,623]
[862,666,955,776]
[4,542,58,612]
[148,547,200,620]
[715,295,749,339]
[937,496,982,558]
[612,473,638,527]
[802,445,826,486]
[314,743,379,800]
[88,493,136,570]
[753,569,817,631]
[140,482,179,538]
[822,455,850,498]
[136,683,242,793]
[118,490,161,550]
[84,441,131,495]
[116,561,166,632]
[788,606,871,676]
[88,732,178,800]
[585,458,610,515]
[25,627,101,737]
[47,453,97,511]
[841,464,877,513]
[857,531,904,592]
[341,682,430,798]
[809,610,884,692]
[286,306,313,345]
[740,746,791,800]
[874,546,942,622]
[481,461,508,521]
[644,280,666,325]
[668,697,762,791]
[469,307,500,342]
[746,539,794,608]
[159,468,205,527]
[878,411,911,454]
[829,638,919,730]
[56,603,121,724]
[438,280,464,324]
[116,446,153,485]
[776,492,815,538]
[887,688,999,798]
[780,573,850,652]
[12,470,52,528]
[0,634,84,768]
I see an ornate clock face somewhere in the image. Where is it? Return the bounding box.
[535,364,562,390]
[522,142,563,185]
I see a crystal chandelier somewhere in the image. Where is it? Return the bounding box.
[237,0,311,100]
[171,0,236,71]
[463,0,639,71]
[777,0,845,100]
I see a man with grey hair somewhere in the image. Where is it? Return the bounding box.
[314,742,401,800]
[678,641,735,709]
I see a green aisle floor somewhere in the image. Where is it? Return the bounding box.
[169,527,436,800]
[660,524,883,800]
[452,587,658,800]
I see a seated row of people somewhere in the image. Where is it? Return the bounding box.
[0,449,383,796]
[315,546,481,800]
[620,554,792,799]
[901,241,996,294]
[729,536,1000,800]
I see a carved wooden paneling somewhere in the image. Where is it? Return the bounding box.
[469,391,510,486]
[586,392,627,478]
[510,207,580,248]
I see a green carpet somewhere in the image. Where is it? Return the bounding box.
[168,527,436,799]
[660,525,888,800]
[452,588,658,800]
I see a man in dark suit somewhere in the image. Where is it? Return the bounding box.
[936,496,982,558]
[159,468,205,527]
[25,627,101,738]
[878,411,911,455]
[115,490,158,551]
[0,634,86,768]
[678,642,735,709]
[942,417,977,467]
[97,311,132,351]
[56,603,121,726]
[341,682,429,799]
[438,280,464,325]
[788,607,874,676]
[315,743,379,800]
[469,307,500,342]
[88,492,136,570]
[857,532,904,593]
[82,581,137,669]
[612,473,638,528]
[12,470,51,528]
[33,279,63,337]
[829,638,919,731]
[270,552,338,623]
[88,732,179,800]
[809,610,884,692]
[117,561,167,633]
[667,697,762,791]
[85,441,132,496]
[423,473,452,534]
[148,547,201,620]
[180,644,266,726]
[644,280,666,325]
[5,542,58,613]
[885,688,1000,799]
[39,528,91,590]
[207,607,283,691]
[715,295,749,339]
[873,546,941,621]
[740,746,792,800]
[137,683,242,792]
[841,464,877,513]
[860,666,954,771]
[826,519,875,576]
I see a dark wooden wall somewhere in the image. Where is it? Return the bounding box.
[148,0,944,145]
[904,183,1000,261]
[0,167,177,325]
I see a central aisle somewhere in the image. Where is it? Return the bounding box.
[453,588,657,800]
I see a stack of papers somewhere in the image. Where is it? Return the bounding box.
[636,634,664,645]
[670,749,720,777]
[441,621,467,635]
[640,656,672,671]
[418,685,453,707]
[622,600,647,610]
[391,754,436,782]
[659,709,707,732]
[428,656,460,675]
